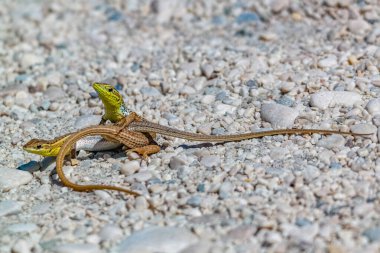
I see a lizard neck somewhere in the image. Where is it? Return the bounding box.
[103,103,132,123]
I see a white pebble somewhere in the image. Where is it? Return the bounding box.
[120,160,141,176]
[261,103,299,128]
[0,168,32,191]
[318,55,337,68]
[114,227,198,253]
[366,98,380,116]
[310,91,362,110]
[350,124,377,135]
[0,200,23,216]
[317,134,345,149]
[54,243,101,253]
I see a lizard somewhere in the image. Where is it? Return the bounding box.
[23,82,367,159]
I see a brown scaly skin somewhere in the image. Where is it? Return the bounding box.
[55,113,159,209]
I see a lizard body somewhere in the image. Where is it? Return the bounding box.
[24,83,365,158]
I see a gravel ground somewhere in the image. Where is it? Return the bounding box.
[0,0,380,252]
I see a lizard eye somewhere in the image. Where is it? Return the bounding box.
[36,145,42,149]
[108,88,113,92]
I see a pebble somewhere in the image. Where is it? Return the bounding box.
[261,103,299,128]
[310,91,362,110]
[54,243,101,253]
[366,98,380,116]
[200,155,220,168]
[120,160,141,176]
[317,55,338,68]
[11,239,30,253]
[350,124,377,135]
[236,12,259,24]
[15,91,34,108]
[114,227,198,253]
[7,223,38,233]
[169,156,187,170]
[363,227,380,242]
[302,165,320,183]
[270,0,290,13]
[0,200,23,216]
[201,64,214,78]
[74,115,102,129]
[99,224,123,241]
[125,171,152,183]
[140,87,161,97]
[317,134,345,149]
[348,19,371,35]
[43,86,66,101]
[0,168,33,191]
[219,181,234,199]
[21,53,44,68]
[214,103,237,115]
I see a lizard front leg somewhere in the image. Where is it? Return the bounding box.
[127,145,161,160]
[116,112,143,134]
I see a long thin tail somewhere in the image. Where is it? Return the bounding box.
[129,121,362,142]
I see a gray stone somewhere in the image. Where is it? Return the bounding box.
[348,19,371,35]
[54,243,101,253]
[261,103,299,128]
[7,223,38,233]
[350,124,377,135]
[366,98,380,116]
[219,181,234,199]
[363,227,380,242]
[114,227,198,253]
[317,55,338,68]
[310,91,362,110]
[0,168,33,191]
[200,155,220,168]
[99,224,123,241]
[21,53,44,68]
[0,200,23,216]
[317,134,345,149]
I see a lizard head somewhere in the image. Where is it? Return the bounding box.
[23,139,61,157]
[92,82,127,122]
[92,83,124,109]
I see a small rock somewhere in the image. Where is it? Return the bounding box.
[74,115,102,129]
[363,227,380,242]
[120,160,141,176]
[187,195,202,207]
[303,165,320,183]
[366,98,380,116]
[54,243,101,253]
[270,0,290,13]
[7,223,38,233]
[200,155,220,168]
[140,87,161,97]
[201,95,215,105]
[99,224,123,241]
[125,171,152,183]
[348,19,371,35]
[219,181,234,199]
[261,103,299,128]
[350,124,377,135]
[43,86,65,101]
[226,225,257,241]
[0,168,33,191]
[151,0,180,23]
[201,64,213,78]
[11,239,30,253]
[21,53,44,68]
[318,55,337,68]
[259,33,278,41]
[15,91,34,108]
[317,134,345,149]
[310,91,362,110]
[114,227,198,253]
[236,12,259,24]
[169,156,187,170]
[0,200,23,216]
[214,103,237,115]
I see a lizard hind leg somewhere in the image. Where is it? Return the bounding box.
[127,145,161,160]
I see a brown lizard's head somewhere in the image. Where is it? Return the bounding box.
[92,82,127,122]
[23,139,61,157]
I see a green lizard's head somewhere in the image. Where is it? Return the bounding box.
[23,139,61,157]
[92,82,127,122]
